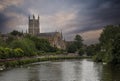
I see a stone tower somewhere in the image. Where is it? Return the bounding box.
[28,15,40,35]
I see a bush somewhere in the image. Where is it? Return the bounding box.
[0,47,25,59]
[13,48,24,58]
[0,47,11,59]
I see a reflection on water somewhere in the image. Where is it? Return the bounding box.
[0,59,120,81]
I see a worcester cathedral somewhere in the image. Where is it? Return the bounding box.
[28,15,66,49]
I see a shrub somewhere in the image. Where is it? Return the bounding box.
[0,47,11,59]
[13,48,24,58]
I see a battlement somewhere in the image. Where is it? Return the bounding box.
[29,15,39,20]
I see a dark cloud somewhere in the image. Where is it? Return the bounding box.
[64,0,120,34]
[0,12,10,32]
[4,5,28,16]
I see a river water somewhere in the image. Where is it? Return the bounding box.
[0,59,120,81]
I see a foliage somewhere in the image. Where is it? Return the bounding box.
[94,25,120,64]
[112,34,120,64]
[9,38,36,56]
[0,47,24,59]
[86,44,101,56]
[93,52,104,62]
[0,47,9,59]
[14,48,24,58]
[0,37,7,47]
[74,34,83,50]
[78,48,84,56]
[67,34,83,54]
[10,30,23,36]
[6,35,16,44]
[67,43,77,53]
[0,33,63,59]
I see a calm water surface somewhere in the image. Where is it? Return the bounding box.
[0,59,120,81]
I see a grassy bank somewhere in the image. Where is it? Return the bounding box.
[0,56,91,69]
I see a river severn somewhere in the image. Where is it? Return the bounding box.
[0,59,119,81]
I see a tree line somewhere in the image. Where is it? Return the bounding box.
[66,24,120,64]
[0,30,59,59]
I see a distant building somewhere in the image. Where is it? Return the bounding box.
[28,15,66,49]
[28,15,40,35]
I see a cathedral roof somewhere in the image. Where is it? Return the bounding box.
[38,32,59,37]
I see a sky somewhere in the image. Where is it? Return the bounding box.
[0,0,120,45]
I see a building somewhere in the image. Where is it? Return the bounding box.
[28,15,40,35]
[28,15,66,49]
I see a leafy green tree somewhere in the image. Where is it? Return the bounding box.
[10,30,23,36]
[95,25,120,63]
[74,34,83,50]
[67,34,83,53]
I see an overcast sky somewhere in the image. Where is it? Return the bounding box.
[0,0,120,45]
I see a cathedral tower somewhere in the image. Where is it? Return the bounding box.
[28,15,40,35]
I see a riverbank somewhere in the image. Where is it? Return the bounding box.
[0,55,91,70]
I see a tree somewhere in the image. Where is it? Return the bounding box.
[74,34,83,50]
[95,25,120,63]
[66,34,83,54]
[112,34,120,64]
[10,30,23,36]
